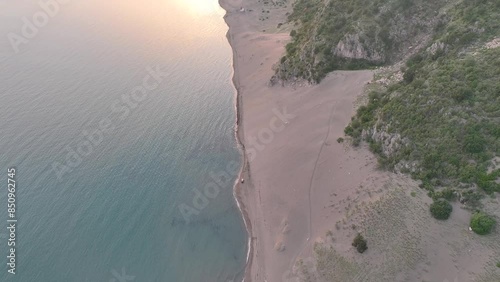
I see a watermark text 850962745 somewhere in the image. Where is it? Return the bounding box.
[7,168,17,275]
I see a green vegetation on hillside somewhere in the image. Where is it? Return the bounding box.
[340,0,500,204]
[430,200,453,220]
[278,0,500,209]
[470,211,496,235]
[348,48,500,198]
[275,0,500,82]
[275,0,455,82]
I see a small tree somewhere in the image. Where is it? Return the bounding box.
[352,234,368,253]
[403,67,416,83]
[430,200,452,220]
[470,212,496,235]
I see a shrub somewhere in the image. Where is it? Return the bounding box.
[403,67,416,83]
[432,188,455,201]
[430,200,453,220]
[464,133,486,154]
[369,141,382,154]
[337,137,344,143]
[352,234,368,253]
[497,262,500,268]
[470,212,496,235]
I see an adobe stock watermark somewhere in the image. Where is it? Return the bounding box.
[109,268,135,282]
[178,107,295,223]
[50,65,170,181]
[7,0,71,54]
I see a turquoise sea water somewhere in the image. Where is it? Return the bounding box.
[0,0,247,281]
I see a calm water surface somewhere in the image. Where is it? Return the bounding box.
[0,0,247,281]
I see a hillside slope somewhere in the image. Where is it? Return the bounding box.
[276,0,500,203]
[274,0,499,83]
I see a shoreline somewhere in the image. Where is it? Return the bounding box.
[219,1,253,281]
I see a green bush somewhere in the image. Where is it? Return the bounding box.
[352,234,368,253]
[403,67,416,83]
[470,212,496,235]
[430,200,453,220]
[464,133,486,154]
[432,188,455,201]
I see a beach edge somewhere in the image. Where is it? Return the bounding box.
[218,1,254,281]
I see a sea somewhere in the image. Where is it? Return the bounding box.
[0,0,247,281]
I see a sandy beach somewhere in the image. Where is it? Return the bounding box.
[220,0,381,280]
[220,0,500,281]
